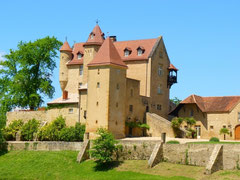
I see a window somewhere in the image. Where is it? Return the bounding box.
[116,102,118,108]
[158,66,163,76]
[157,85,162,94]
[84,111,87,119]
[223,125,226,128]
[79,83,82,88]
[90,33,94,39]
[79,65,83,75]
[97,82,100,88]
[130,89,133,97]
[124,50,130,57]
[210,126,214,130]
[77,53,83,59]
[157,104,161,110]
[116,83,119,90]
[190,109,194,117]
[68,108,73,114]
[137,49,143,56]
[96,101,99,106]
[129,105,133,112]
[97,69,100,74]
[238,112,240,121]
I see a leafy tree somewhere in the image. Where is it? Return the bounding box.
[170,97,181,106]
[184,117,196,129]
[89,128,119,165]
[220,128,229,140]
[0,36,62,110]
[21,119,40,141]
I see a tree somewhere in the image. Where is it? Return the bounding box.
[89,128,119,165]
[170,97,181,106]
[0,37,62,110]
[220,128,229,140]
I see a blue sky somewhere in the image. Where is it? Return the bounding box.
[0,0,240,104]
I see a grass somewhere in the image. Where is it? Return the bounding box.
[0,151,192,180]
[1,151,240,180]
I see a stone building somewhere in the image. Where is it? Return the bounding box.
[7,24,178,139]
[170,94,240,140]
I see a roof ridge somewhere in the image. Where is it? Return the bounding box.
[114,38,158,43]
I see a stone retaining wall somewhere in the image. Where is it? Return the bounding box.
[7,141,83,151]
[6,141,240,170]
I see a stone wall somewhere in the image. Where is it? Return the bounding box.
[7,141,83,151]
[7,104,79,127]
[163,144,215,166]
[6,111,47,125]
[6,140,240,170]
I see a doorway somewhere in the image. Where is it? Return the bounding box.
[235,125,240,140]
[195,125,201,139]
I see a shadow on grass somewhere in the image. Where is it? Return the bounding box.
[0,142,8,156]
[94,161,123,171]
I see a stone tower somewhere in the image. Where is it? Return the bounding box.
[86,37,128,139]
[59,41,72,93]
[82,24,105,84]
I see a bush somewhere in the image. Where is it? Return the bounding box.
[209,137,220,142]
[74,123,85,141]
[21,119,40,141]
[166,140,180,144]
[38,116,66,141]
[3,120,24,140]
[0,128,7,155]
[38,116,85,142]
[89,128,118,165]
[59,127,76,142]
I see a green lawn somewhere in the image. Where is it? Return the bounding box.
[0,151,192,180]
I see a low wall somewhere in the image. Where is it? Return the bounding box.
[117,140,160,160]
[7,141,83,151]
[163,144,215,166]
[6,140,240,170]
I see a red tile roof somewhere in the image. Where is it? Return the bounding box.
[114,38,158,61]
[168,64,178,71]
[88,37,127,68]
[85,24,104,45]
[60,41,72,52]
[175,94,240,113]
[67,43,84,66]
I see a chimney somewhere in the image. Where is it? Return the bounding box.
[63,90,68,100]
[109,36,117,42]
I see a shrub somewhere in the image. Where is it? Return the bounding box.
[38,116,66,141]
[209,137,220,142]
[0,128,7,155]
[59,127,76,141]
[21,119,40,141]
[166,140,180,144]
[89,128,119,165]
[74,123,85,141]
[38,116,85,142]
[3,120,24,140]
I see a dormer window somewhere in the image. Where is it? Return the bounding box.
[90,32,95,39]
[77,52,83,59]
[124,47,132,57]
[137,46,145,56]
